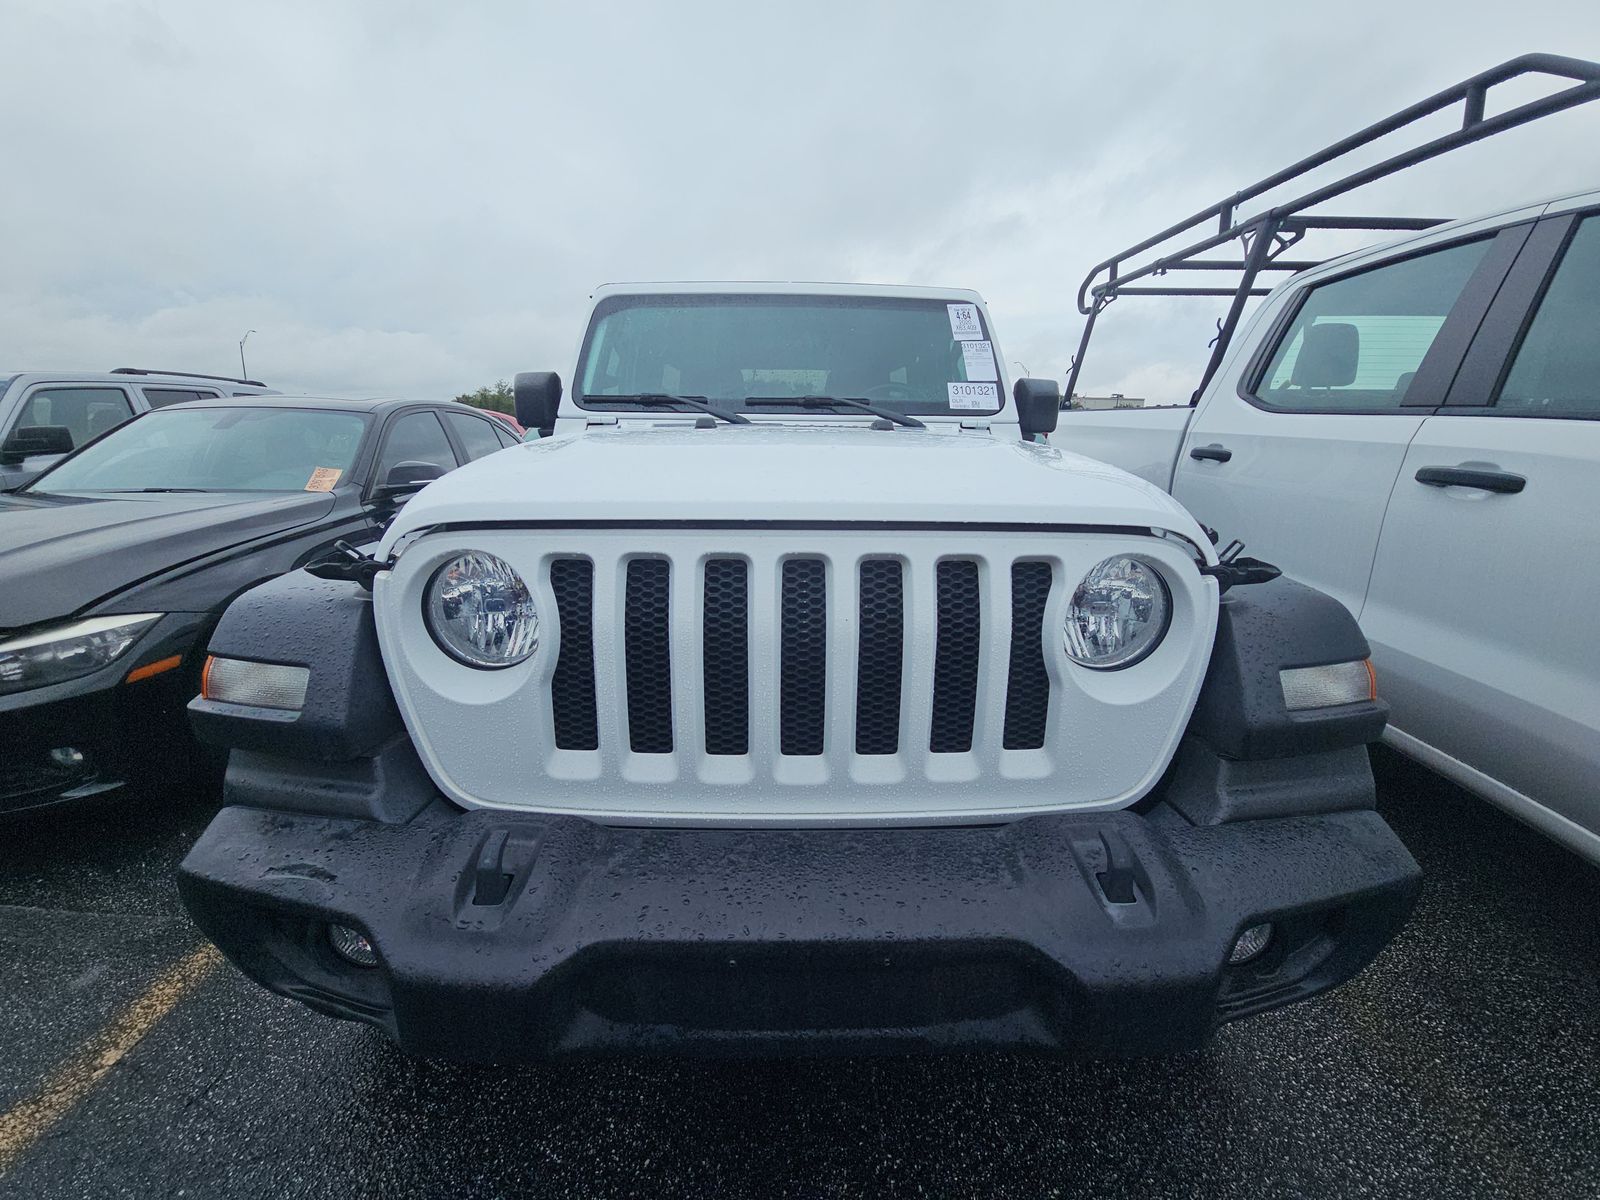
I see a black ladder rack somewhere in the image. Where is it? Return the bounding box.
[1065,53,1600,406]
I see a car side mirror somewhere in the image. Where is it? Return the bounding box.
[514,372,562,436]
[1289,322,1359,388]
[373,460,446,503]
[0,425,74,464]
[1013,379,1060,439]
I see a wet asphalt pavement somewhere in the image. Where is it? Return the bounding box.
[1,748,1597,1199]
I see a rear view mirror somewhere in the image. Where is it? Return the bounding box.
[1013,379,1061,439]
[514,372,562,436]
[1290,322,1359,388]
[0,425,74,463]
[373,460,446,503]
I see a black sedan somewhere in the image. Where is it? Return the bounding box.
[0,395,522,813]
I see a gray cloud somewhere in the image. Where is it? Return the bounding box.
[4,0,1598,403]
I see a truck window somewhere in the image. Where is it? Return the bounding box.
[1252,239,1490,412]
[142,387,219,408]
[8,386,135,449]
[1496,215,1600,418]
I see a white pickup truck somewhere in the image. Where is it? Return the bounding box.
[1058,58,1600,867]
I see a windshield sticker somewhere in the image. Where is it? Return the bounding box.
[961,340,998,382]
[947,381,999,411]
[304,467,342,492]
[947,303,983,340]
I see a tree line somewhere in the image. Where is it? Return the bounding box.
[454,380,514,414]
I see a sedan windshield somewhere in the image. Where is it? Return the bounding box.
[28,407,368,494]
[577,294,1004,417]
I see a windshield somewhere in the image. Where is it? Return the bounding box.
[28,406,369,494]
[576,294,1005,417]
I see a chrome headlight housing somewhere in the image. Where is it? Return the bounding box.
[423,552,538,669]
[1064,556,1171,670]
[0,613,162,696]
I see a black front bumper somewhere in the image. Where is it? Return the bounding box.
[178,800,1419,1060]
[0,613,207,814]
[0,684,158,813]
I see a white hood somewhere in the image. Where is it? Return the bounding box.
[381,424,1212,558]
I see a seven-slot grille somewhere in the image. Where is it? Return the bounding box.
[547,554,1054,759]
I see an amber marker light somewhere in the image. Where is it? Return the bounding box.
[125,654,184,684]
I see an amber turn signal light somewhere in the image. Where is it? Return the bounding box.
[125,654,183,684]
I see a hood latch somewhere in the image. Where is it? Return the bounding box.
[304,540,386,591]
[1199,539,1282,594]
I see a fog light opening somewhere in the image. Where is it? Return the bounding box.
[1229,922,1273,965]
[49,746,85,769]
[328,923,379,968]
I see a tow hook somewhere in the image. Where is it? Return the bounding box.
[1199,540,1283,593]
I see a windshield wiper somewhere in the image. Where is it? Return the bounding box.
[95,487,211,493]
[604,393,750,425]
[743,396,925,429]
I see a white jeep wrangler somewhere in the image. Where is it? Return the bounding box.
[178,283,1418,1060]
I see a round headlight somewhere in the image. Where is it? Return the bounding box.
[424,552,538,668]
[1064,556,1171,670]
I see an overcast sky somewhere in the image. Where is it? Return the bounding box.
[4,1,1599,404]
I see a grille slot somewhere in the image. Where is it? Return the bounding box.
[930,560,981,753]
[624,558,673,753]
[1003,561,1053,750]
[549,559,598,750]
[702,558,749,755]
[779,558,827,756]
[854,559,904,755]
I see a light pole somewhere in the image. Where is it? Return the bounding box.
[1012,361,1029,378]
[239,330,256,379]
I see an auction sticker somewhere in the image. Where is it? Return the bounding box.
[947,303,983,340]
[960,340,998,381]
[305,466,343,492]
[947,381,999,410]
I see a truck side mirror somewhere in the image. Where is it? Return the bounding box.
[373,460,446,503]
[0,425,74,463]
[514,372,562,436]
[1013,379,1060,439]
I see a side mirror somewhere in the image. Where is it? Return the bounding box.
[1013,378,1061,439]
[1290,322,1359,388]
[0,425,74,464]
[514,372,562,436]
[373,460,446,503]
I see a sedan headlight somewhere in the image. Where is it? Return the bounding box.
[1064,556,1170,669]
[423,552,538,668]
[0,613,162,696]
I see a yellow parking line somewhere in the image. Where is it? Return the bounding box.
[0,942,221,1175]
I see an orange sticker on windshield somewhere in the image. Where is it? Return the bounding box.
[305,467,342,492]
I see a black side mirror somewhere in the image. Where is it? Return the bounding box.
[373,460,446,503]
[514,372,562,436]
[0,425,74,464]
[1013,379,1061,439]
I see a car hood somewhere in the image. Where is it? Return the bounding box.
[0,491,338,633]
[380,424,1213,556]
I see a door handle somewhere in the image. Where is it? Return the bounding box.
[1414,466,1525,494]
[1189,444,1232,463]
